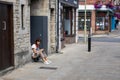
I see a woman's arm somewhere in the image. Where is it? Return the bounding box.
[40,49,44,52]
[32,48,37,53]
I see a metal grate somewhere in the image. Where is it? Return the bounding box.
[39,67,58,70]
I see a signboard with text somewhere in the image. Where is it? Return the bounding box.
[60,0,78,7]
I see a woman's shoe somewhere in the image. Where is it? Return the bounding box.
[47,60,52,63]
[44,61,50,64]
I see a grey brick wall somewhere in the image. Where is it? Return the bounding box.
[50,0,57,53]
[31,0,57,54]
[13,0,31,68]
[0,0,31,68]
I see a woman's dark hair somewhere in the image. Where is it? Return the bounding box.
[35,38,41,45]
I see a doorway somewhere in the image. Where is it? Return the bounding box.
[0,3,14,71]
[30,16,48,54]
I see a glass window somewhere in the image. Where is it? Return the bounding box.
[96,16,109,31]
[96,17,105,30]
[78,12,91,31]
[96,12,109,31]
[64,8,71,36]
[78,16,84,30]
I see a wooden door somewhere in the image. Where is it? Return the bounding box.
[0,4,2,70]
[0,4,13,71]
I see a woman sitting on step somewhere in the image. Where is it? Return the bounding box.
[31,39,51,64]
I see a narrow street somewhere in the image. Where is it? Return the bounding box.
[1,29,120,80]
[0,0,120,80]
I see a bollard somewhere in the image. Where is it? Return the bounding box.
[88,34,91,52]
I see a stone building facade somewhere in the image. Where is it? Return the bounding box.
[30,0,78,54]
[14,0,30,68]
[0,0,57,75]
[30,0,57,54]
[0,0,78,75]
[0,0,31,74]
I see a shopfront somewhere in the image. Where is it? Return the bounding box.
[58,0,78,49]
[95,11,110,34]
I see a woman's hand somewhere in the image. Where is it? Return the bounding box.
[40,49,44,52]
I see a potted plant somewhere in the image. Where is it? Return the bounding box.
[106,1,116,10]
[116,5,120,10]
[94,1,102,9]
[114,12,120,19]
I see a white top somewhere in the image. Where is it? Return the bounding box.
[31,44,40,57]
[32,44,37,49]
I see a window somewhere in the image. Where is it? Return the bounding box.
[64,8,75,36]
[64,8,71,36]
[96,17,105,30]
[78,12,91,31]
[21,5,25,30]
[96,12,109,31]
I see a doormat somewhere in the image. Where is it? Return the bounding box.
[39,66,58,70]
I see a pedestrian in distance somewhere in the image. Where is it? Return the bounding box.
[31,39,51,64]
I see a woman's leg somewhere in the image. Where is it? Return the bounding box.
[38,49,51,64]
[44,57,48,61]
[38,50,47,62]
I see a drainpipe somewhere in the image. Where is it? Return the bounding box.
[56,0,59,53]
[84,0,87,43]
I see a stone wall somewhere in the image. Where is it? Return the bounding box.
[13,0,31,68]
[0,0,31,68]
[30,0,49,16]
[31,0,57,54]
[50,0,56,53]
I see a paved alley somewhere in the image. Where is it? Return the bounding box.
[1,29,120,80]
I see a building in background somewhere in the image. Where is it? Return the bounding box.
[113,0,120,29]
[78,0,115,35]
[0,0,30,74]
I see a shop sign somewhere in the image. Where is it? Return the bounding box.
[61,0,78,7]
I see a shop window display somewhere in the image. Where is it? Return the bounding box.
[78,12,91,31]
[96,16,108,31]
